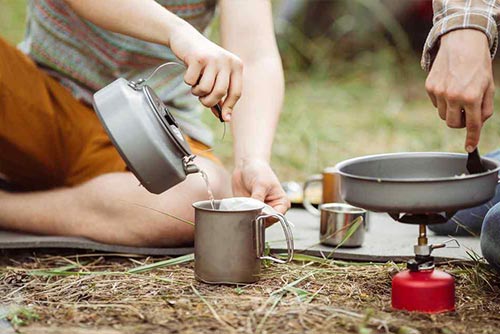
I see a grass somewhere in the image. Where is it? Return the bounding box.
[0,252,499,334]
[0,0,26,44]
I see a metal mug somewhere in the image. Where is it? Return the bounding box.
[320,203,367,248]
[303,167,343,216]
[193,200,294,284]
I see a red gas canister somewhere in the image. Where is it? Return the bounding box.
[392,269,455,313]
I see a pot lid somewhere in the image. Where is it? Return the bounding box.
[143,85,192,157]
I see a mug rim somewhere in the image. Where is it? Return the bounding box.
[192,199,265,212]
[323,166,337,173]
[319,202,366,214]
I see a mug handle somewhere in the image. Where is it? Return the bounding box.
[303,174,323,216]
[255,213,294,264]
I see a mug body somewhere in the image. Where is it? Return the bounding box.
[322,167,343,204]
[303,167,343,215]
[193,200,264,284]
[319,203,367,247]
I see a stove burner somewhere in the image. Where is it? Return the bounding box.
[388,212,456,224]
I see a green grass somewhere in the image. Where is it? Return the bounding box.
[0,0,27,43]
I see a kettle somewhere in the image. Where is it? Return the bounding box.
[93,63,202,194]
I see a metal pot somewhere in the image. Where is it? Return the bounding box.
[335,152,500,223]
[92,63,200,194]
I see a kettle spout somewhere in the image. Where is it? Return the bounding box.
[184,163,200,175]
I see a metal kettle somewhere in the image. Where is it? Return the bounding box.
[92,63,200,194]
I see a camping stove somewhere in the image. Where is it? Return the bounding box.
[334,152,500,313]
[390,216,456,314]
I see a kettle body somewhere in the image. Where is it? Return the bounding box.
[93,77,199,194]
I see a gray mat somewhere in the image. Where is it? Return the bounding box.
[266,209,481,262]
[0,209,480,262]
[0,231,193,256]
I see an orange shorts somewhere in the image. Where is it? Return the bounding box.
[0,37,218,191]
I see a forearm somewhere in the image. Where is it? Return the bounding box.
[422,0,500,71]
[219,0,284,164]
[63,0,191,47]
[231,57,284,164]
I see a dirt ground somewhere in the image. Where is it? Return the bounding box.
[0,251,499,334]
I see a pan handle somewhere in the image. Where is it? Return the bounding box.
[388,212,456,224]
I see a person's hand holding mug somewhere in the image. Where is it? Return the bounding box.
[425,29,495,152]
[232,159,290,216]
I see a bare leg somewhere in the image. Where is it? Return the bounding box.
[0,157,231,247]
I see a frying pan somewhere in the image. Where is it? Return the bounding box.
[335,152,500,224]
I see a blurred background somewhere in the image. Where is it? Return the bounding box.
[2,0,500,183]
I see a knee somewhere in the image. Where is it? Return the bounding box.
[209,164,231,199]
[142,163,230,247]
[190,159,232,200]
[480,203,500,272]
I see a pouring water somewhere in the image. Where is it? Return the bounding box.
[199,170,216,210]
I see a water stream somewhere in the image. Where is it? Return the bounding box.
[199,169,216,210]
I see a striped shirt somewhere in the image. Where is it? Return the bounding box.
[20,0,217,145]
[422,0,500,71]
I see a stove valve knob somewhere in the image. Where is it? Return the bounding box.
[431,243,446,251]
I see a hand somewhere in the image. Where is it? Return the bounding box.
[232,159,290,215]
[425,29,495,152]
[168,22,243,121]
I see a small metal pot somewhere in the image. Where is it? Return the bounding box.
[193,200,294,284]
[320,203,367,247]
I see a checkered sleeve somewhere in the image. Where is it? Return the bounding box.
[421,0,500,71]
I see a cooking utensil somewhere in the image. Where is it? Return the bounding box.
[467,148,487,174]
[319,203,366,247]
[213,104,224,122]
[193,200,293,284]
[335,152,500,223]
[303,167,344,215]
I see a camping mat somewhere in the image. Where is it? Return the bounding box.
[0,209,480,262]
[266,209,481,262]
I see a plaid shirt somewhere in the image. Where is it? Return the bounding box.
[422,0,500,71]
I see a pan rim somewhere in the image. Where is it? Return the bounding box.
[335,152,500,183]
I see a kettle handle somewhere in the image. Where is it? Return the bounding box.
[129,62,224,122]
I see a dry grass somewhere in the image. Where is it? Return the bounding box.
[0,252,499,334]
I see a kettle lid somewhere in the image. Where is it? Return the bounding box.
[143,85,192,157]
